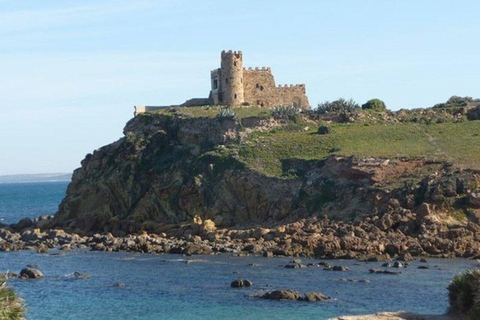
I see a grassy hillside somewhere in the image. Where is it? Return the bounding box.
[148,105,480,177]
[239,121,480,176]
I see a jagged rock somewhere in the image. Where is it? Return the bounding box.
[416,203,431,224]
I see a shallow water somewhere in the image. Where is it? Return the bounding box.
[1,250,476,320]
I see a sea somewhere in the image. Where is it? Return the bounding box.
[0,182,477,320]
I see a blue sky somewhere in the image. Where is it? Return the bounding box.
[0,0,479,175]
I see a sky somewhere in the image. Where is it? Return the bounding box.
[0,0,479,175]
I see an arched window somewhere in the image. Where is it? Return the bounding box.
[234,94,237,99]
[260,85,264,91]
[234,61,237,66]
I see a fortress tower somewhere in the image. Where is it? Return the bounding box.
[220,50,244,106]
[207,50,309,108]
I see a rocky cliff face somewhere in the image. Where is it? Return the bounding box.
[52,112,480,239]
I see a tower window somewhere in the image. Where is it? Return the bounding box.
[260,85,264,91]
[234,62,237,66]
[256,84,259,89]
[212,79,218,89]
[234,94,237,99]
[226,78,229,84]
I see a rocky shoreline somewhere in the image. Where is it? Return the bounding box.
[2,207,480,261]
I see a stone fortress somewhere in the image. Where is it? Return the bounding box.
[134,50,310,115]
[209,50,309,109]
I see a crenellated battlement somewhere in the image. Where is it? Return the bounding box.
[276,84,305,88]
[221,50,242,58]
[244,67,272,72]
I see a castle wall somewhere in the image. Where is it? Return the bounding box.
[243,68,309,109]
[243,68,276,107]
[269,84,310,109]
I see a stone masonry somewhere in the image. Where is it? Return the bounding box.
[209,50,310,109]
[134,50,310,115]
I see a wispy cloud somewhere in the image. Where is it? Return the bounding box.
[0,1,168,33]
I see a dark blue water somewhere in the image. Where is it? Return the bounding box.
[0,182,476,319]
[0,182,68,224]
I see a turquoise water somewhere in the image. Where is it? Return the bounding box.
[0,182,477,319]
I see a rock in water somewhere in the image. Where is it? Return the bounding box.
[230,279,253,288]
[302,292,330,302]
[261,290,300,301]
[20,268,44,279]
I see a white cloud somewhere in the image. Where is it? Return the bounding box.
[0,1,169,33]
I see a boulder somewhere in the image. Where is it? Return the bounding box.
[12,217,33,232]
[20,268,44,279]
[302,292,330,302]
[230,279,253,288]
[261,290,301,301]
[369,269,401,275]
[468,191,480,208]
[21,229,46,242]
[416,203,431,224]
[317,126,330,135]
[332,265,349,271]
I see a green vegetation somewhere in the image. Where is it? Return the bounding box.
[0,275,24,320]
[216,107,236,119]
[153,105,271,121]
[316,98,360,114]
[362,99,387,112]
[434,96,480,109]
[147,103,480,178]
[238,121,480,176]
[271,105,301,120]
[448,269,480,319]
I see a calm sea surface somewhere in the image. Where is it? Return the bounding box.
[0,182,476,320]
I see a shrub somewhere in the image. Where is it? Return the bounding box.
[272,105,301,120]
[0,275,24,320]
[317,98,360,114]
[216,107,236,119]
[362,99,387,112]
[434,96,480,109]
[447,269,480,318]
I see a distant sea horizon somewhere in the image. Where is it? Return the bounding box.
[0,173,72,184]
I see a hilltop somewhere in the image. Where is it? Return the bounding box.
[0,96,475,259]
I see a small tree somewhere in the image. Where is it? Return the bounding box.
[362,99,387,112]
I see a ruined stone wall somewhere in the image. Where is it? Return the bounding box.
[243,68,276,107]
[269,84,310,109]
[243,68,309,109]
